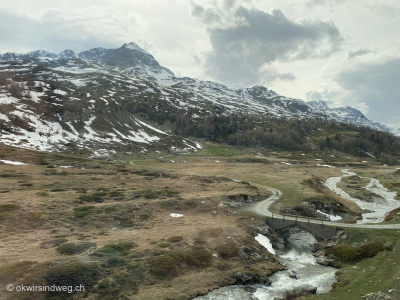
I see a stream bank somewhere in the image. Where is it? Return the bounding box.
[194,229,337,300]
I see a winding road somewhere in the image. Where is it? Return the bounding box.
[245,181,400,229]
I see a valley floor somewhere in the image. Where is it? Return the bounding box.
[0,143,399,299]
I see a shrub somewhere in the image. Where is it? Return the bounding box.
[149,254,178,278]
[36,191,49,197]
[158,242,169,248]
[149,246,213,279]
[50,188,66,192]
[167,236,183,243]
[183,246,213,268]
[45,261,100,294]
[216,261,231,270]
[0,204,19,213]
[56,242,97,255]
[104,257,126,268]
[325,242,384,263]
[357,242,384,258]
[142,189,160,199]
[92,242,137,257]
[74,205,96,218]
[79,192,106,203]
[215,241,239,259]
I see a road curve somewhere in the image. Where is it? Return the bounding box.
[244,181,400,230]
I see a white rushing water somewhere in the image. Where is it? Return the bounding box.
[194,231,337,300]
[325,169,399,224]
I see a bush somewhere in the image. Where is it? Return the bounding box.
[216,261,231,270]
[149,254,178,278]
[0,204,19,213]
[158,242,169,248]
[357,242,384,258]
[104,257,126,268]
[167,236,183,243]
[215,241,239,259]
[74,205,96,218]
[149,246,213,279]
[79,192,107,203]
[9,82,24,98]
[183,246,213,268]
[325,242,384,263]
[92,242,137,257]
[45,261,100,294]
[56,242,97,255]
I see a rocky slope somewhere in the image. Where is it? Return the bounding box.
[0,42,398,154]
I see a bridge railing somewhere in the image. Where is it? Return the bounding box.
[271,212,329,227]
[278,209,332,221]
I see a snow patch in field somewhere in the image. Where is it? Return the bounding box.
[69,78,87,87]
[0,94,19,104]
[255,233,276,255]
[0,113,10,122]
[53,89,68,95]
[317,210,342,221]
[0,160,29,165]
[316,164,335,168]
[134,117,169,135]
[170,213,183,218]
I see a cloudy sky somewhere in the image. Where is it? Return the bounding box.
[1,0,399,129]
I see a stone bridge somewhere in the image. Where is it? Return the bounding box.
[268,216,338,240]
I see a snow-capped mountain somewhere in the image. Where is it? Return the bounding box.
[308,100,396,134]
[0,42,398,154]
[57,49,76,60]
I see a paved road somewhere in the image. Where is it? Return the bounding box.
[245,181,400,230]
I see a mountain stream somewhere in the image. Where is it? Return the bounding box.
[194,230,337,300]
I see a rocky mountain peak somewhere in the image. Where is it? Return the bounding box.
[57,49,76,60]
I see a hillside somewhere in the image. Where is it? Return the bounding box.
[0,43,399,164]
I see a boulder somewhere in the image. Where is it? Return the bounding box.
[234,271,272,286]
[363,291,392,300]
[288,270,297,279]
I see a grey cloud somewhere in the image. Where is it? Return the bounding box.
[348,48,371,59]
[364,4,399,18]
[0,7,137,54]
[191,2,221,25]
[193,5,343,86]
[306,0,346,8]
[335,58,400,126]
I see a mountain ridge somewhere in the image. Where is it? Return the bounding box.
[0,42,399,158]
[1,43,396,137]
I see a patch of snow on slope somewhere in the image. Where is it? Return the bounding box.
[133,117,169,135]
[255,233,276,254]
[170,213,183,218]
[0,113,10,122]
[317,210,342,221]
[53,89,68,95]
[0,94,19,104]
[129,130,160,144]
[316,164,335,168]
[0,160,29,165]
